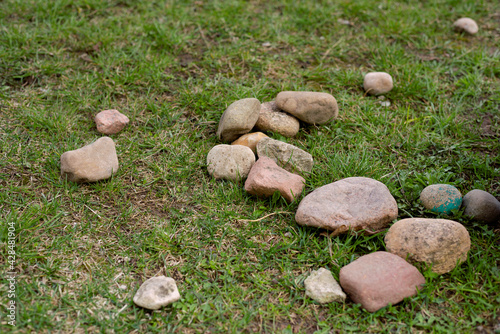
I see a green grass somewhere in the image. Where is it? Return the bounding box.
[1,0,499,332]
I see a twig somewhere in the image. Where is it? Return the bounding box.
[238,211,293,223]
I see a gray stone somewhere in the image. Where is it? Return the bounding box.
[94,109,129,135]
[339,251,425,312]
[207,144,255,182]
[295,177,398,236]
[256,137,313,174]
[304,268,346,304]
[462,189,500,224]
[363,72,393,95]
[133,276,180,310]
[385,218,470,274]
[255,101,300,138]
[453,18,479,35]
[216,98,261,143]
[60,137,119,183]
[275,91,338,125]
[420,184,462,214]
[244,156,305,203]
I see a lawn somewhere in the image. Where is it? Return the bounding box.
[0,0,499,333]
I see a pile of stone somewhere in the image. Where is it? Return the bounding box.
[207,91,339,202]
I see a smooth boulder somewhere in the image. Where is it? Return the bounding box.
[244,156,305,203]
[275,91,338,125]
[207,144,255,182]
[295,177,398,236]
[420,184,462,214]
[255,101,300,137]
[453,18,479,35]
[304,268,346,304]
[60,137,119,183]
[462,189,500,224]
[363,72,393,96]
[339,251,425,312]
[256,137,313,174]
[133,276,180,310]
[385,218,470,274]
[216,98,261,142]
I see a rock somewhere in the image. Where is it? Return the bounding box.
[207,144,255,182]
[60,137,119,183]
[216,98,261,143]
[231,132,268,153]
[133,276,180,310]
[463,189,500,224]
[339,251,425,312]
[385,218,470,274]
[295,177,398,236]
[275,91,338,125]
[304,268,346,304]
[453,18,479,35]
[94,109,130,135]
[420,184,462,214]
[256,137,313,174]
[255,101,300,138]
[244,156,305,203]
[363,72,393,96]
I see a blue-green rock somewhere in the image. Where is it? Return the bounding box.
[420,184,462,214]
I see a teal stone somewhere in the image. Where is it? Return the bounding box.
[420,184,462,214]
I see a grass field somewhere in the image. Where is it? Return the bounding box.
[1,0,499,332]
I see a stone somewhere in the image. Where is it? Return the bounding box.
[207,144,255,182]
[462,189,500,224]
[60,137,119,183]
[304,268,346,304]
[275,91,338,125]
[339,252,425,312]
[453,18,479,35]
[133,276,180,310]
[256,137,313,174]
[385,218,471,274]
[216,98,261,142]
[231,132,268,153]
[295,177,398,236]
[255,101,300,138]
[420,184,462,214]
[363,72,393,96]
[94,109,129,135]
[244,156,305,203]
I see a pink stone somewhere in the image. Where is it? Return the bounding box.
[339,251,425,312]
[244,156,305,203]
[94,109,130,135]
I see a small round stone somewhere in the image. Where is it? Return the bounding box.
[363,72,393,95]
[453,18,479,35]
[420,184,462,214]
[462,189,500,224]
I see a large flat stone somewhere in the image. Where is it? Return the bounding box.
[275,91,338,125]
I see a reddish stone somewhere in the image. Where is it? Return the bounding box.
[339,251,425,312]
[95,109,129,135]
[244,157,305,203]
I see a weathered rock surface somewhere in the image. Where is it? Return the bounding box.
[244,156,305,203]
[295,177,398,236]
[231,132,268,153]
[339,251,425,312]
[60,137,119,183]
[453,18,479,35]
[385,218,470,274]
[207,144,255,182]
[304,268,346,304]
[363,72,393,96]
[133,276,180,310]
[256,137,313,174]
[255,101,300,137]
[420,184,462,214]
[462,189,500,224]
[275,91,338,125]
[94,109,130,135]
[216,98,261,142]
